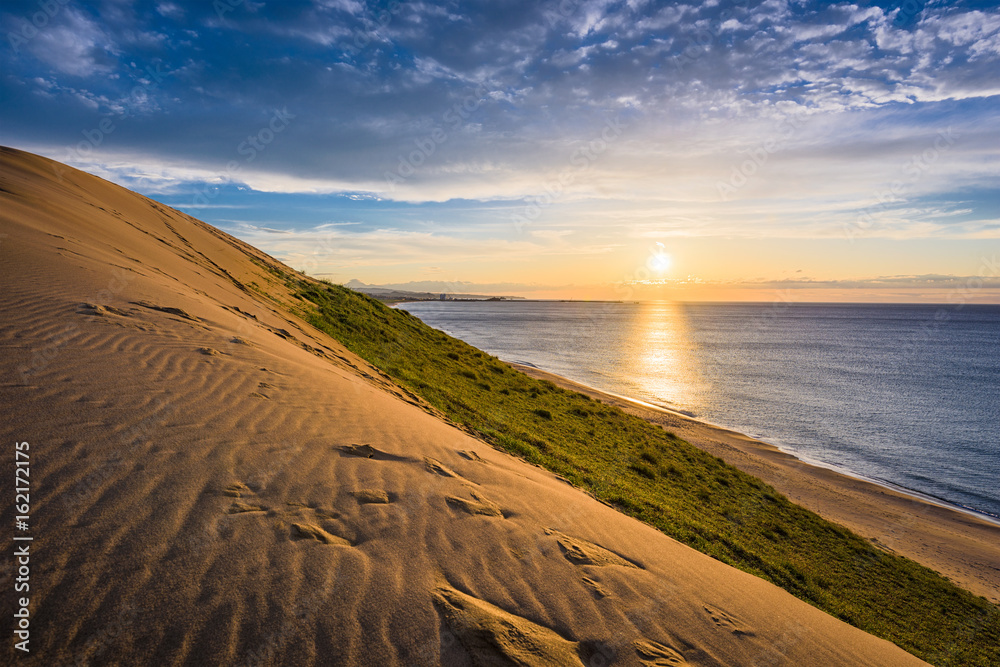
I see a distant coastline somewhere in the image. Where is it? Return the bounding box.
[389,294,1000,306]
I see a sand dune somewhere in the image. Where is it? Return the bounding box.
[0,146,928,665]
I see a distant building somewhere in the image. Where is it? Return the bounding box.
[439,293,446,300]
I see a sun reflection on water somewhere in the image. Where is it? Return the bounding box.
[620,302,708,414]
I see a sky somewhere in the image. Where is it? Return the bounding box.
[2,0,999,301]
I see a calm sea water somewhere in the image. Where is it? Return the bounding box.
[399,301,1000,519]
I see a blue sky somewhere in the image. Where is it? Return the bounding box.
[2,0,999,299]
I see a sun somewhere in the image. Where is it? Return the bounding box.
[648,251,672,273]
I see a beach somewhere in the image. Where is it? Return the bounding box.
[513,363,1000,604]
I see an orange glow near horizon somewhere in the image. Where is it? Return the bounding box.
[297,232,1000,304]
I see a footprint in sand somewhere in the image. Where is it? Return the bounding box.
[424,457,462,479]
[545,529,640,569]
[276,504,354,543]
[445,491,506,518]
[223,482,253,498]
[336,443,410,462]
[220,483,268,513]
[433,585,585,666]
[79,302,132,317]
[78,303,154,331]
[250,381,277,400]
[351,489,392,505]
[228,501,267,514]
[132,301,202,322]
[457,450,487,463]
[581,576,611,599]
[703,605,755,637]
[225,305,259,321]
[634,639,688,666]
[290,522,352,546]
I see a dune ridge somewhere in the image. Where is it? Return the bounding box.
[0,146,928,665]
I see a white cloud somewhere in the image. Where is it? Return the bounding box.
[26,9,117,77]
[155,3,184,19]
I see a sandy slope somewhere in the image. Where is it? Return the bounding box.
[511,365,1000,605]
[0,146,927,666]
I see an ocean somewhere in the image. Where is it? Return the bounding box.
[398,301,1000,519]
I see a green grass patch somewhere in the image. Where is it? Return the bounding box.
[290,277,1000,666]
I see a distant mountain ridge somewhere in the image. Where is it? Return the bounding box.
[344,279,524,301]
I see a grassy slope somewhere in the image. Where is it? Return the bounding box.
[289,278,999,666]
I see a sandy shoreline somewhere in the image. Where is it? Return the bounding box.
[512,363,1000,604]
